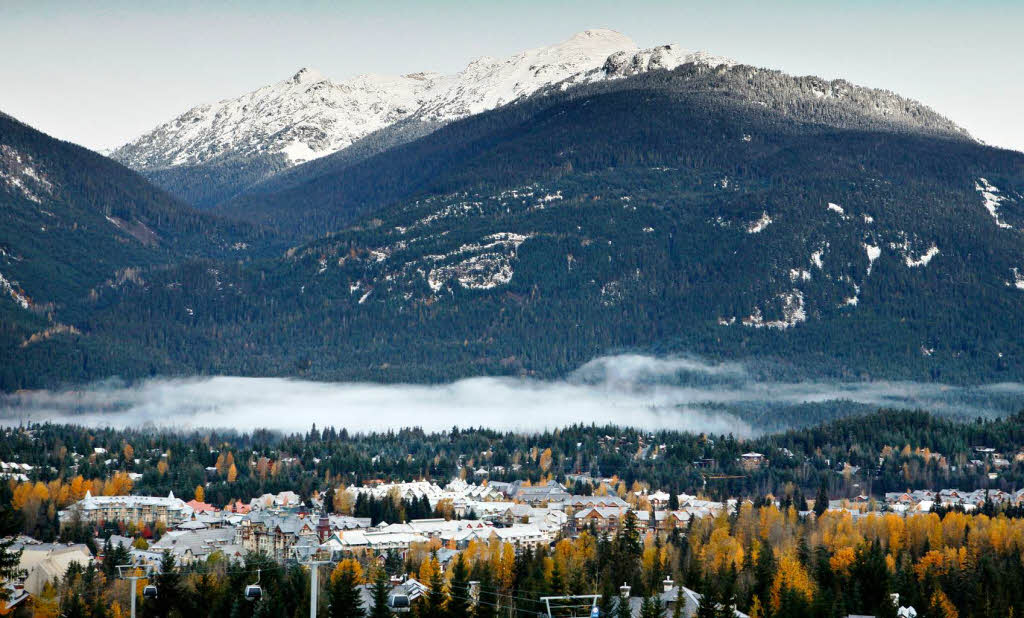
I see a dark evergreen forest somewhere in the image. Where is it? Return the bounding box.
[2,62,1023,391]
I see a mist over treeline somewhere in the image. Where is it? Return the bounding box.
[2,354,1022,435]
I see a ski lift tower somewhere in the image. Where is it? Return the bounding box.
[291,545,334,618]
[539,594,602,617]
[116,563,157,618]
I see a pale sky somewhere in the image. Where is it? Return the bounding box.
[1,0,1021,153]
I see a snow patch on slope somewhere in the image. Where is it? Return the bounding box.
[904,245,939,267]
[863,243,881,275]
[841,283,861,307]
[975,178,1014,229]
[1008,268,1024,290]
[427,233,530,291]
[745,211,772,233]
[789,269,811,282]
[742,290,806,330]
[0,271,30,309]
[0,145,53,204]
[810,246,826,269]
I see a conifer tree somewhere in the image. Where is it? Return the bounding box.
[598,578,618,617]
[753,545,774,606]
[615,595,633,618]
[695,581,719,618]
[447,555,470,618]
[329,563,365,618]
[473,562,498,618]
[548,559,565,596]
[814,480,829,518]
[640,595,665,618]
[369,568,392,618]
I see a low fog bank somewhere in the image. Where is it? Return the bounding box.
[2,354,1022,436]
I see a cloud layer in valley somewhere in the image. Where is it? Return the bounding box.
[2,354,1022,436]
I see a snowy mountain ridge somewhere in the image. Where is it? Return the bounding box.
[112,29,731,171]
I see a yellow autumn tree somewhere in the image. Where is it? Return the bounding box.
[418,556,438,584]
[434,498,455,520]
[703,526,745,573]
[748,596,763,618]
[31,581,60,618]
[194,485,205,502]
[829,546,857,576]
[334,487,355,514]
[105,472,133,496]
[539,448,553,472]
[930,589,959,618]
[770,552,815,611]
[69,475,87,501]
[495,541,516,590]
[331,558,364,584]
[10,483,32,511]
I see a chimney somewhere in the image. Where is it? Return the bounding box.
[619,583,631,598]
[663,576,674,593]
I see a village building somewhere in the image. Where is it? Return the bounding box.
[10,538,93,596]
[149,527,245,565]
[59,491,192,527]
[739,452,766,470]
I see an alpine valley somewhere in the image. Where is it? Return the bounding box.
[2,29,1023,391]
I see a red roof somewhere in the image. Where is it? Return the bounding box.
[186,499,218,513]
[224,500,251,514]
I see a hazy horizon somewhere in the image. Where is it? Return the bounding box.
[1,0,1022,153]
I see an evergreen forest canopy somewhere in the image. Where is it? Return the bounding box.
[4,409,1024,526]
[2,62,1024,392]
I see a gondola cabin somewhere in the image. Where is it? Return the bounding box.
[244,585,263,601]
[388,593,410,609]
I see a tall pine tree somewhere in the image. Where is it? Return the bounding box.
[447,555,470,618]
[329,565,365,618]
[369,568,392,618]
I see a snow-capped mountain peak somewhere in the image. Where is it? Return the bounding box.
[111,30,726,180]
[290,67,325,84]
[603,44,735,76]
[413,28,637,122]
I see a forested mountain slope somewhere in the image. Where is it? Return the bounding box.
[213,61,974,240]
[0,112,276,385]
[7,70,1021,390]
